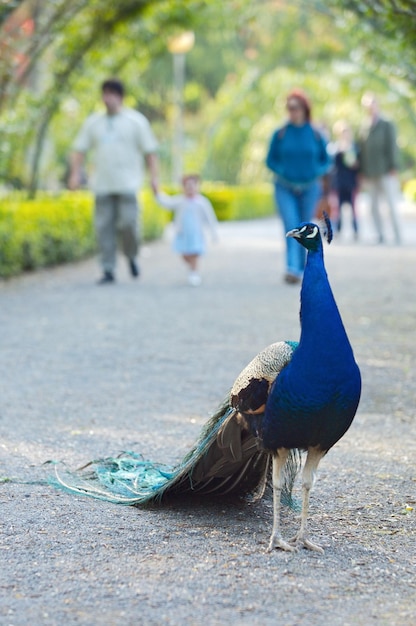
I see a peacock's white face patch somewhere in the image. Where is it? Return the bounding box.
[306,226,319,239]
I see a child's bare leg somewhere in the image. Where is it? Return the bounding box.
[183,254,201,285]
[183,254,198,271]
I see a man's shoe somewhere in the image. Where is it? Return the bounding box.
[129,258,140,278]
[97,271,115,285]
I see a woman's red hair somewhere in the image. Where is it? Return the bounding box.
[286,89,312,122]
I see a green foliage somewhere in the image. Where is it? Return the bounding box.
[0,190,168,278]
[202,186,237,221]
[0,184,274,277]
[2,0,416,194]
[0,0,212,191]
[231,185,275,220]
[0,183,275,277]
[326,0,416,87]
[195,3,416,184]
[202,184,275,221]
[140,189,171,237]
[153,182,275,222]
[403,179,416,203]
[0,192,95,277]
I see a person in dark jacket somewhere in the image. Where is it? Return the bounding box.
[332,120,359,239]
[266,89,332,284]
[358,92,401,244]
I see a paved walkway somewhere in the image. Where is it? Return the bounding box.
[1,200,415,625]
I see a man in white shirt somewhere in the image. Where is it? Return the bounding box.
[69,78,159,283]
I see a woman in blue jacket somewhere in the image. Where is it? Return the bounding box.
[266,89,331,284]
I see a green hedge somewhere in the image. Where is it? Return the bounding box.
[151,183,275,221]
[403,179,416,203]
[0,185,275,278]
[0,191,170,278]
[0,193,96,277]
[229,185,275,220]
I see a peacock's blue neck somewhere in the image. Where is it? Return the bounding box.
[297,246,351,360]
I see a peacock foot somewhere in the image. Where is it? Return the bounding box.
[267,533,297,553]
[289,533,324,554]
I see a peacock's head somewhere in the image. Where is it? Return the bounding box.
[286,212,332,251]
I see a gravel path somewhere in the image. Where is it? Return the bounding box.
[1,201,415,625]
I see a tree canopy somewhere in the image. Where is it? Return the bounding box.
[0,0,415,192]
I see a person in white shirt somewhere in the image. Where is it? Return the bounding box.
[69,78,159,284]
[156,174,218,286]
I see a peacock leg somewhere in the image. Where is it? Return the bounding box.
[290,446,325,553]
[267,448,296,552]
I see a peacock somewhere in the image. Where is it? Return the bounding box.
[53,214,361,553]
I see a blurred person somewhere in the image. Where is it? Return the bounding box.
[358,92,401,244]
[156,174,218,287]
[69,78,159,284]
[332,120,359,239]
[266,89,332,284]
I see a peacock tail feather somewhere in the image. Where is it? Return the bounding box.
[51,341,301,508]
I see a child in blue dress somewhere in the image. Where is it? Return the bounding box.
[156,174,218,286]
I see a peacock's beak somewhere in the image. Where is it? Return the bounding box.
[286,228,301,239]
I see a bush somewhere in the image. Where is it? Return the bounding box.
[0,192,96,277]
[202,185,237,221]
[140,189,171,239]
[0,184,275,278]
[203,184,274,221]
[0,191,168,278]
[232,185,275,220]
[147,183,275,222]
[173,183,274,222]
[403,179,416,203]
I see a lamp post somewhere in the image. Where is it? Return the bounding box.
[167,31,195,184]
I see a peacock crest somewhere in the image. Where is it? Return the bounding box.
[322,211,333,244]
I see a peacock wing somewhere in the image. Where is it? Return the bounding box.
[176,406,266,496]
[230,341,297,434]
[173,341,298,497]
